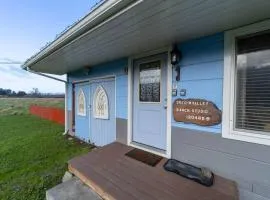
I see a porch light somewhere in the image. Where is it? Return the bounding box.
[170,44,181,65]
[83,66,91,75]
[171,44,181,81]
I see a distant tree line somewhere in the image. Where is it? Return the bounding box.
[0,88,64,98]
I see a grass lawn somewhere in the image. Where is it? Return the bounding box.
[0,98,64,116]
[0,98,92,200]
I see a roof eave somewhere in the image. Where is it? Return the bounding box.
[22,0,135,70]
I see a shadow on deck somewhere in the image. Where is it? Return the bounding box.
[68,142,238,200]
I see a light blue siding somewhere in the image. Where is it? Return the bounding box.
[172,33,224,133]
[180,61,223,81]
[67,58,128,119]
[90,79,116,146]
[116,75,128,119]
[180,33,224,66]
[67,58,128,145]
[67,82,73,111]
[74,83,90,141]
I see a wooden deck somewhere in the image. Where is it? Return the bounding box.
[68,142,238,200]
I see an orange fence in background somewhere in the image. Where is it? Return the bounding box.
[29,105,65,125]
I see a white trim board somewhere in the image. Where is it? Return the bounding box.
[166,46,173,158]
[65,83,68,133]
[127,57,133,147]
[223,20,270,146]
[127,48,172,158]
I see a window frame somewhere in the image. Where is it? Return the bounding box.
[223,20,270,146]
[77,88,86,116]
[93,85,109,120]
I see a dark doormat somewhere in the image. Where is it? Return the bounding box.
[125,148,163,167]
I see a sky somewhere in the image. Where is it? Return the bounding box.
[0,0,101,93]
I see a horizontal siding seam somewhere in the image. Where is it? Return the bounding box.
[171,123,221,130]
[116,83,128,86]
[181,34,224,45]
[180,58,224,68]
[179,141,270,166]
[180,77,223,82]
[244,187,270,200]
[182,38,224,47]
[116,117,128,121]
[239,188,270,200]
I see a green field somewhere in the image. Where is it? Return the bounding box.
[0,98,92,200]
[0,98,65,116]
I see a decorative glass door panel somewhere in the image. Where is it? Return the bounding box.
[139,61,161,102]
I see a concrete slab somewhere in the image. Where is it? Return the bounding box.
[62,171,73,183]
[46,177,102,200]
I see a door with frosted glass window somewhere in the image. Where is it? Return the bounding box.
[133,54,167,150]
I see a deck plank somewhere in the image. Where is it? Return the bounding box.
[69,157,137,200]
[69,142,238,200]
[77,153,181,200]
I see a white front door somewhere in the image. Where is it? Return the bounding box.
[132,53,168,150]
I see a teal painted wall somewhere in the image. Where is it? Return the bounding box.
[172,33,224,134]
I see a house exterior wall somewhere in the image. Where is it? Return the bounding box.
[66,33,270,200]
[67,58,128,144]
[171,33,270,200]
[172,33,223,133]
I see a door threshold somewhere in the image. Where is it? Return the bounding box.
[129,142,168,158]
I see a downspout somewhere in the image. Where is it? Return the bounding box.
[23,67,69,134]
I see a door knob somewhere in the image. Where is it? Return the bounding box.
[164,98,167,109]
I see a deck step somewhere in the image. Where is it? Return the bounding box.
[68,142,239,200]
[46,177,102,200]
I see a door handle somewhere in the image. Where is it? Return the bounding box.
[164,98,167,109]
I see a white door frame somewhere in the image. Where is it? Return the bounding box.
[127,47,172,158]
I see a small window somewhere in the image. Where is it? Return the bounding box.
[223,20,270,145]
[93,86,109,119]
[139,61,161,102]
[77,89,86,116]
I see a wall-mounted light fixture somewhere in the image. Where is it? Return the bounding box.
[170,44,181,81]
[124,66,128,75]
[170,44,181,65]
[83,66,91,75]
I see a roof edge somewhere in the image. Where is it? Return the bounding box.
[23,0,134,70]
